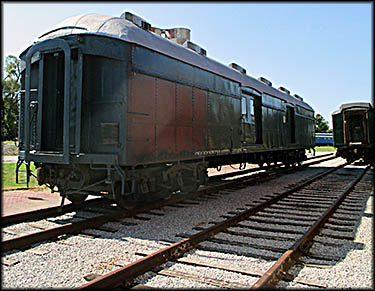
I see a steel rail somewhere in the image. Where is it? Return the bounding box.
[2,176,259,253]
[2,154,338,253]
[251,164,370,289]
[305,152,334,160]
[210,152,334,181]
[77,162,346,289]
[214,154,337,188]
[1,192,199,253]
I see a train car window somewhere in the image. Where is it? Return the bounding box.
[241,95,255,124]
[286,106,296,143]
[241,90,262,143]
[249,97,255,118]
[241,97,247,117]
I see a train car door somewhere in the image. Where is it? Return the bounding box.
[241,88,262,145]
[23,39,74,164]
[285,105,296,144]
[41,51,65,151]
[344,111,367,144]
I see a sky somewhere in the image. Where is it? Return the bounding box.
[2,2,373,127]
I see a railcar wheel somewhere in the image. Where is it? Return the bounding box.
[114,181,172,209]
[143,178,172,201]
[115,194,131,209]
[179,171,199,193]
[145,189,172,202]
[283,158,291,168]
[198,169,209,185]
[66,193,88,204]
[266,161,273,168]
[114,182,135,209]
[180,180,198,193]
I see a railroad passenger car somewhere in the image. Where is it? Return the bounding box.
[16,12,315,207]
[315,133,333,146]
[332,102,374,163]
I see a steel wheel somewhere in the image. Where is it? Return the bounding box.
[66,193,88,204]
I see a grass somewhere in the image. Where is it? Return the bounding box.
[2,163,39,189]
[1,140,40,189]
[306,146,336,153]
[314,146,336,152]
[2,140,18,156]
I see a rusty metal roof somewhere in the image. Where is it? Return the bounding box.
[34,13,313,111]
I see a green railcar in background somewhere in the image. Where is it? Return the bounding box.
[332,102,374,163]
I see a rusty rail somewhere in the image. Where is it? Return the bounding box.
[251,164,370,289]
[210,152,334,181]
[2,154,338,253]
[1,175,260,253]
[215,153,337,188]
[2,192,197,252]
[77,162,347,289]
[3,153,334,225]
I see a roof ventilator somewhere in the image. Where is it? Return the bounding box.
[183,41,206,56]
[122,12,152,31]
[152,27,191,45]
[258,77,272,87]
[278,86,290,95]
[229,63,246,74]
[294,94,303,101]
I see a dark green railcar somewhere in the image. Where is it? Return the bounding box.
[16,12,315,207]
[332,102,374,163]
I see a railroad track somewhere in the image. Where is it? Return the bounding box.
[4,154,367,289]
[2,152,335,227]
[1,153,337,253]
[75,162,372,289]
[210,152,333,181]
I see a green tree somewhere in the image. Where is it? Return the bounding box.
[315,113,332,133]
[2,55,21,141]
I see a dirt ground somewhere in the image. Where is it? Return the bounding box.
[1,188,62,216]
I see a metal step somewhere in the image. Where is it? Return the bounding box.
[16,159,30,187]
